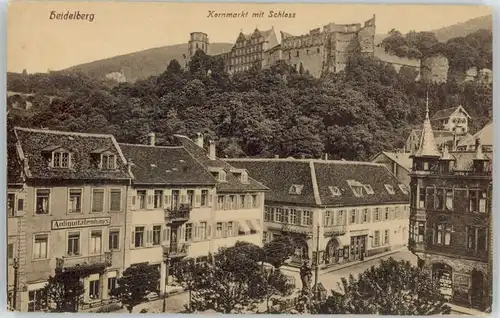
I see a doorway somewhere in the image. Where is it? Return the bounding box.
[470,269,485,310]
[350,235,366,261]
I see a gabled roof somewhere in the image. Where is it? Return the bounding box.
[13,127,130,181]
[431,106,471,121]
[226,158,408,207]
[472,121,492,146]
[174,135,268,193]
[119,143,216,186]
[372,152,412,172]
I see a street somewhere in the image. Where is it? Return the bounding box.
[122,250,418,313]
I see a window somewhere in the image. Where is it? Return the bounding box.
[291,209,300,225]
[264,207,272,221]
[101,154,115,170]
[187,190,194,206]
[363,208,369,223]
[199,222,207,240]
[137,190,147,209]
[28,289,46,312]
[108,277,117,292]
[336,210,345,225]
[435,224,452,246]
[252,195,258,208]
[67,232,80,256]
[110,189,121,211]
[201,190,208,207]
[436,189,444,210]
[68,189,82,213]
[384,184,395,195]
[7,193,15,216]
[445,190,453,210]
[154,190,163,208]
[384,208,389,220]
[217,195,224,210]
[324,211,332,226]
[229,195,236,209]
[302,210,312,225]
[479,191,487,213]
[347,180,364,197]
[218,171,227,182]
[8,243,14,259]
[419,188,426,208]
[283,208,289,224]
[216,222,223,237]
[35,189,50,215]
[90,230,102,254]
[328,186,341,196]
[227,221,233,236]
[89,279,100,300]
[363,184,374,195]
[241,171,248,183]
[373,231,380,246]
[399,184,409,194]
[289,184,304,194]
[134,226,145,248]
[109,230,120,251]
[153,225,161,245]
[171,190,180,209]
[275,208,283,223]
[185,223,193,241]
[33,234,48,259]
[350,209,357,224]
[92,189,105,212]
[467,226,487,251]
[384,230,389,245]
[53,151,70,168]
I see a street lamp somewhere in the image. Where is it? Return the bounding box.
[162,252,171,313]
[313,222,320,300]
[12,257,19,311]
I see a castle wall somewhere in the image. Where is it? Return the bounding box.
[421,54,449,84]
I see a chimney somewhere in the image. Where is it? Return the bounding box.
[195,132,204,148]
[209,140,216,160]
[324,153,328,160]
[148,132,156,146]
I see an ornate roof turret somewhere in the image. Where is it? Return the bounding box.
[413,92,441,158]
[440,145,454,161]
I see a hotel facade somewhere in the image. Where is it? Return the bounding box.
[226,158,410,273]
[7,129,267,312]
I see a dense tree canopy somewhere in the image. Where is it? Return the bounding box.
[6,32,492,161]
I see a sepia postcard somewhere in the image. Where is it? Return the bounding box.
[5,1,494,315]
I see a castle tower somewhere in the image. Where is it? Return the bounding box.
[188,32,210,58]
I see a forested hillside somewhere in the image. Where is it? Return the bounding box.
[7,50,492,161]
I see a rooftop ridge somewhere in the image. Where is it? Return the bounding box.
[118,142,184,149]
[224,158,386,167]
[14,127,114,139]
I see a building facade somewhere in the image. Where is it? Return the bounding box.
[408,105,492,311]
[9,128,131,312]
[371,151,412,186]
[226,158,410,274]
[430,105,471,136]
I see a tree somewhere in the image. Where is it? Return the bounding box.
[109,263,160,313]
[171,258,202,312]
[262,268,295,312]
[42,269,85,312]
[313,258,451,315]
[188,242,267,313]
[262,235,295,269]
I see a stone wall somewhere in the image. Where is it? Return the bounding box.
[421,54,449,84]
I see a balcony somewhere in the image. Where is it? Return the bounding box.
[164,204,191,223]
[162,243,189,259]
[56,252,112,272]
[324,225,347,236]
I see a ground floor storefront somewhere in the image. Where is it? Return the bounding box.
[423,253,490,312]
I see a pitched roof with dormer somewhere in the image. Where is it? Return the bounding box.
[431,105,471,121]
[174,135,268,193]
[225,158,408,208]
[12,127,131,181]
[119,143,216,186]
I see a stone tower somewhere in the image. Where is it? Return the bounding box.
[188,32,210,58]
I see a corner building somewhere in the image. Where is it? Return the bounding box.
[226,158,409,273]
[10,128,131,312]
[408,106,493,311]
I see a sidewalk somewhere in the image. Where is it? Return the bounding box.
[449,303,490,316]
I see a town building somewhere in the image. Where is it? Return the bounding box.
[226,158,410,275]
[371,151,412,186]
[430,105,471,136]
[175,133,269,252]
[457,121,492,152]
[9,127,132,312]
[408,103,492,311]
[188,32,210,59]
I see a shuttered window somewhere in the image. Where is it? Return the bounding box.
[92,189,105,212]
[110,189,122,211]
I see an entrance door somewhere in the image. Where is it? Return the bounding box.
[350,236,363,261]
[325,238,339,264]
[470,270,485,310]
[432,263,453,301]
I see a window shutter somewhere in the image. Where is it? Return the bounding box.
[193,223,199,242]
[207,224,212,238]
[181,195,186,204]
[17,199,24,211]
[209,194,213,207]
[195,193,201,207]
[162,228,167,244]
[67,193,72,213]
[234,221,240,236]
[166,227,171,242]
[222,222,227,238]
[165,195,171,207]
[131,196,137,210]
[131,231,135,247]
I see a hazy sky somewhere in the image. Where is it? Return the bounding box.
[7,2,491,73]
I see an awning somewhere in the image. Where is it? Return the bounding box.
[337,235,350,247]
[246,219,262,232]
[28,281,48,291]
[238,220,251,235]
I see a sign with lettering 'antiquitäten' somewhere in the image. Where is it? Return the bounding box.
[51,217,111,230]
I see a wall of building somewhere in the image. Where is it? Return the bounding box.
[372,154,411,186]
[20,183,128,311]
[445,113,469,135]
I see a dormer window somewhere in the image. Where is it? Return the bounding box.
[241,171,248,183]
[53,151,70,168]
[101,153,116,170]
[385,184,396,195]
[346,180,364,197]
[289,184,304,195]
[218,170,227,182]
[329,186,341,196]
[398,184,409,195]
[363,184,374,195]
